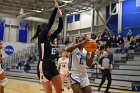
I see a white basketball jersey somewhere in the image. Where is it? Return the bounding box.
[58,58,69,74]
[69,48,87,74]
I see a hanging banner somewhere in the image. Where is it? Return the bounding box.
[0,19,5,41]
[18,22,29,43]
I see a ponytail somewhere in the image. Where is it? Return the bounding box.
[31,25,41,41]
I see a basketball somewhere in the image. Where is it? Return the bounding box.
[84,39,97,52]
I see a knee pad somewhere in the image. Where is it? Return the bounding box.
[1,78,8,87]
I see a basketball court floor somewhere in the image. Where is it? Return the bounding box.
[5,78,140,93]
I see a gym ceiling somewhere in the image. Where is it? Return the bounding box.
[0,0,118,19]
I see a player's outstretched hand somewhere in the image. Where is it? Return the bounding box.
[54,0,59,8]
[81,38,89,47]
[58,8,62,17]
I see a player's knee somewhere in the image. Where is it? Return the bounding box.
[1,78,8,87]
[72,88,81,93]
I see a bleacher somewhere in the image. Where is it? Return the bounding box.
[4,43,140,90]
[4,44,65,76]
[88,46,140,90]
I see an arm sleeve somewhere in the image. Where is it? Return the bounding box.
[47,8,58,30]
[110,53,113,63]
[38,8,58,42]
[109,60,112,64]
[51,17,63,40]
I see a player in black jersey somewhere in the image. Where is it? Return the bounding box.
[31,0,63,93]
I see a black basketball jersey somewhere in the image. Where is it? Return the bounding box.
[38,8,63,62]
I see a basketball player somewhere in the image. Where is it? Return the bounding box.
[98,50,113,93]
[66,36,95,93]
[0,42,8,93]
[57,50,70,91]
[31,0,63,93]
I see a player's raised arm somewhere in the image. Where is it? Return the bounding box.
[86,52,95,67]
[66,39,88,53]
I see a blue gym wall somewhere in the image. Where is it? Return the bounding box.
[106,0,140,37]
[122,0,140,37]
[106,5,118,37]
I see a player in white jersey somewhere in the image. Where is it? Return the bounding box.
[66,36,95,93]
[0,42,8,93]
[57,50,70,91]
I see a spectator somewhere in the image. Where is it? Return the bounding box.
[136,35,140,47]
[130,37,136,49]
[64,36,70,45]
[91,33,97,40]
[124,39,130,51]
[29,55,33,63]
[127,29,132,41]
[24,60,31,73]
[17,58,24,69]
[117,35,124,46]
[24,54,31,72]
[110,36,117,47]
[31,54,36,61]
[106,47,113,65]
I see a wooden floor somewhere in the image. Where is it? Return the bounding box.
[4,79,140,93]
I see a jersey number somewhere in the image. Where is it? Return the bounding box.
[80,58,84,65]
[51,48,56,55]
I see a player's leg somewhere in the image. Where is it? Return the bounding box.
[105,71,112,93]
[39,61,53,93]
[42,81,52,93]
[0,85,4,93]
[71,83,82,93]
[98,71,107,91]
[51,74,62,93]
[69,73,82,93]
[81,85,92,93]
[60,74,66,91]
[0,72,8,93]
[66,74,71,89]
[81,74,92,93]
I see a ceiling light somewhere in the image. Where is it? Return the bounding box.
[36,10,41,13]
[41,8,44,11]
[66,14,71,16]
[24,17,48,23]
[32,10,41,13]
[59,0,73,3]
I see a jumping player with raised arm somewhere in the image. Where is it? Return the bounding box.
[31,0,63,93]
